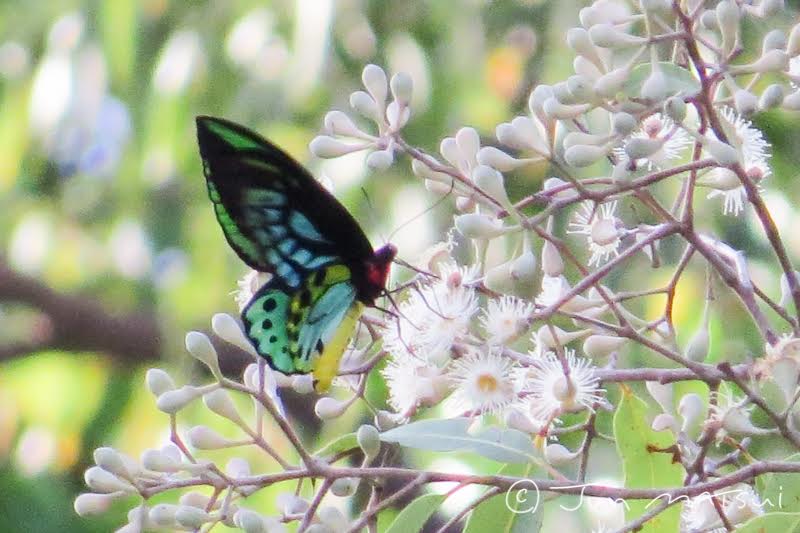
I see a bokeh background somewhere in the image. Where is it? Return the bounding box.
[1,1,800,532]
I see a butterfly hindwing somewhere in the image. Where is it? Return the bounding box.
[242,263,360,389]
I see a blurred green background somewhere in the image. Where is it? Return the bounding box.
[1,1,800,532]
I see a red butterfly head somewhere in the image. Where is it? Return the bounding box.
[358,243,397,304]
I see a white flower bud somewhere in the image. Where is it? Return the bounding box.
[484,259,515,294]
[309,136,363,158]
[153,387,201,418]
[544,443,578,465]
[454,213,508,239]
[84,466,135,494]
[564,144,607,167]
[612,112,637,136]
[716,1,740,52]
[323,111,363,138]
[734,89,758,116]
[366,149,394,171]
[543,97,591,120]
[783,90,800,111]
[722,406,764,435]
[789,23,800,56]
[566,74,592,102]
[188,425,234,449]
[146,368,175,397]
[315,397,349,419]
[566,27,602,67]
[699,9,718,29]
[651,413,678,432]
[292,374,315,394]
[678,393,704,432]
[175,505,212,528]
[564,131,606,149]
[589,23,645,48]
[684,319,710,363]
[759,0,784,17]
[186,331,222,378]
[386,101,410,129]
[328,478,357,500]
[541,240,564,277]
[594,67,628,98]
[612,159,632,182]
[141,448,180,472]
[528,85,554,116]
[203,389,244,424]
[504,408,541,433]
[319,507,348,530]
[759,84,784,110]
[472,165,511,206]
[772,357,800,406]
[535,325,589,349]
[477,146,526,171]
[150,504,179,527]
[645,381,673,413]
[234,509,269,533]
[390,72,413,106]
[374,410,400,431]
[362,64,388,110]
[511,250,537,285]
[583,335,626,359]
[226,457,252,478]
[74,492,121,516]
[212,313,257,356]
[703,137,739,166]
[456,127,480,159]
[664,96,687,123]
[624,137,663,160]
[277,493,310,516]
[640,69,668,102]
[732,49,789,74]
[356,424,381,460]
[180,492,212,509]
[349,90,381,122]
[93,447,134,480]
[762,30,786,55]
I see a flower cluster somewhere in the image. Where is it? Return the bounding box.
[77,2,800,532]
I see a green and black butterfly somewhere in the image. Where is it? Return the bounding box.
[196,116,396,391]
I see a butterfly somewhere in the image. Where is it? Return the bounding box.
[196,116,396,391]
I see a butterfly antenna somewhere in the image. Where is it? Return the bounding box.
[392,257,440,280]
[386,179,455,244]
[361,187,389,245]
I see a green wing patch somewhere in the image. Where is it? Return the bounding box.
[242,264,358,382]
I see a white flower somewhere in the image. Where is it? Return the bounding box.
[480,296,535,345]
[703,107,771,216]
[613,113,691,170]
[446,349,519,415]
[706,389,769,439]
[567,201,623,267]
[681,484,764,532]
[233,269,271,311]
[517,348,603,421]
[383,262,479,365]
[381,357,449,417]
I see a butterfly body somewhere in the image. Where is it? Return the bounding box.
[196,116,395,390]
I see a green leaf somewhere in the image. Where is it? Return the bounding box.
[380,418,538,463]
[613,385,684,533]
[624,62,701,97]
[760,453,800,514]
[384,494,445,533]
[735,512,800,533]
[314,432,357,457]
[464,463,542,533]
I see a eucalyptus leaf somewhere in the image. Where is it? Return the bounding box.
[464,462,542,533]
[314,433,357,457]
[734,512,800,533]
[380,417,538,463]
[384,494,445,533]
[613,386,684,533]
